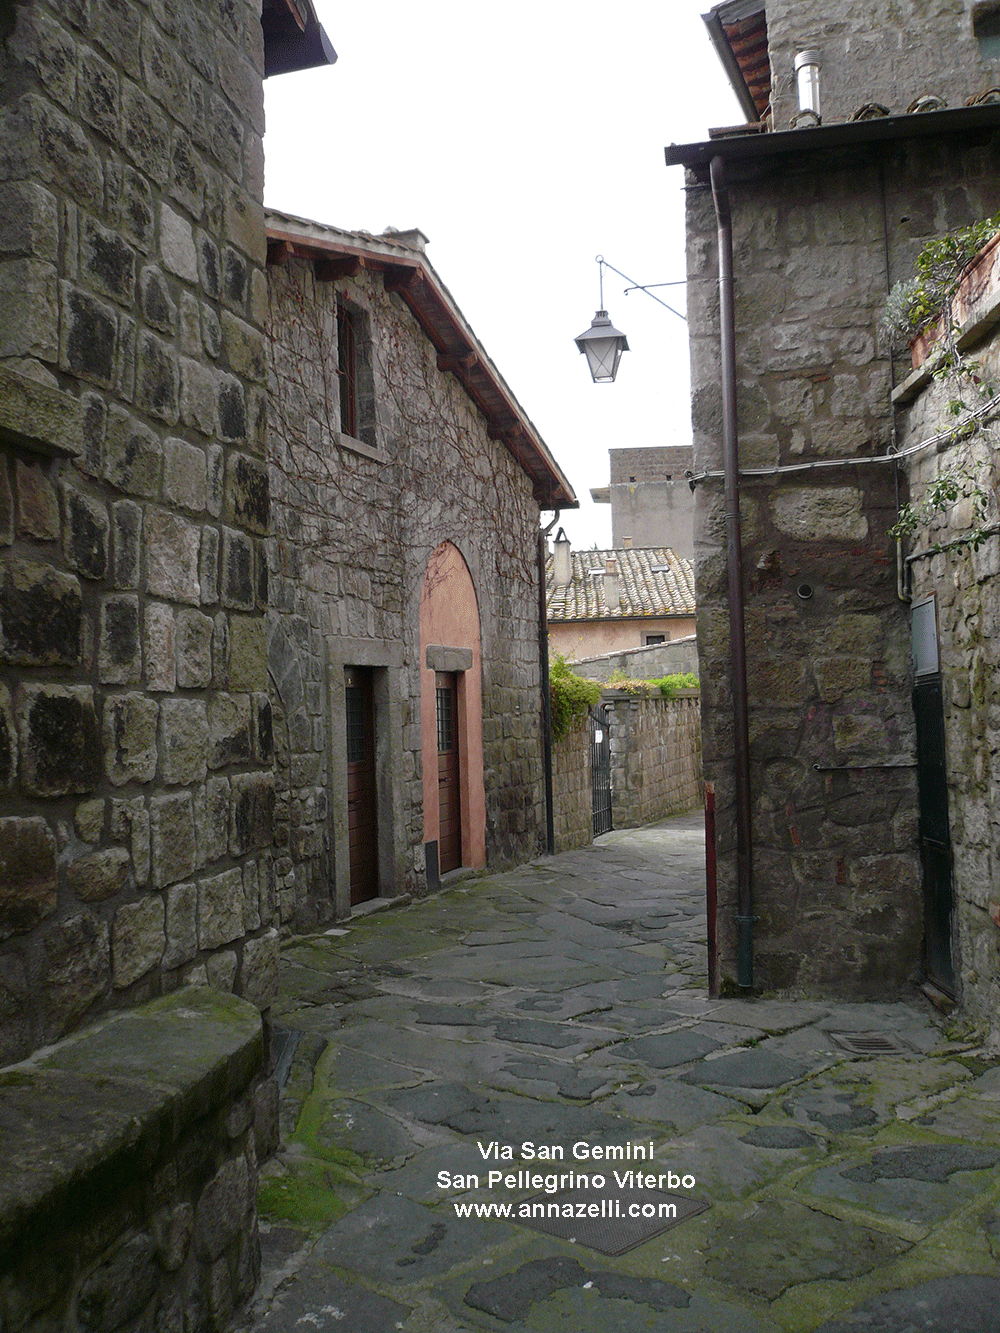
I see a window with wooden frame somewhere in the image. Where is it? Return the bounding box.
[334,295,377,450]
[337,298,359,439]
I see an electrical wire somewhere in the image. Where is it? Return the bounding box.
[686,389,1000,485]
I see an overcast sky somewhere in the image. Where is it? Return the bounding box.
[263,1,743,549]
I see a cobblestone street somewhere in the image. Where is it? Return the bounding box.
[249,815,1000,1332]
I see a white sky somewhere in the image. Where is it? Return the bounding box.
[263,1,743,549]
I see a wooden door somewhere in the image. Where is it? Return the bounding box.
[346,667,378,905]
[436,672,462,873]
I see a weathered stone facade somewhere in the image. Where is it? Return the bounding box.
[551,716,594,854]
[677,6,1000,996]
[0,1,280,1058]
[551,691,703,853]
[895,245,1000,1037]
[765,0,1000,131]
[606,690,703,830]
[265,218,573,924]
[592,446,695,557]
[1,988,270,1333]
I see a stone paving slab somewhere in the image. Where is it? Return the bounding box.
[250,814,1000,1333]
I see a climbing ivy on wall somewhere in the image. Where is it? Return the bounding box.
[549,655,602,741]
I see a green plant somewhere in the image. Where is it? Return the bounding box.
[889,464,993,548]
[549,655,602,741]
[884,217,1000,558]
[607,669,699,698]
[881,215,1000,346]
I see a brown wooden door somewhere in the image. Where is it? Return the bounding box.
[346,668,378,905]
[436,672,462,873]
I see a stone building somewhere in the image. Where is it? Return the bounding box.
[590,445,695,558]
[893,232,1000,1039]
[0,1,339,1323]
[264,212,574,922]
[669,0,1000,1006]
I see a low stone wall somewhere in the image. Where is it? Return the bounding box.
[572,636,699,683]
[0,987,273,1333]
[550,691,702,851]
[606,690,702,829]
[552,717,593,853]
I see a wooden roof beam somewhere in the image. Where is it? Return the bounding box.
[437,351,478,373]
[266,239,294,266]
[315,254,361,281]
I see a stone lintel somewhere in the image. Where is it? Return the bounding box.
[426,644,473,673]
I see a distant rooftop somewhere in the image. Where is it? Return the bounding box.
[546,547,695,622]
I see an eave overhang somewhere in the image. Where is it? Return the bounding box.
[262,0,337,78]
[666,102,1000,181]
[702,1,770,124]
[265,213,577,511]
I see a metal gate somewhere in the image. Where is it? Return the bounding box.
[911,596,955,995]
[590,704,612,837]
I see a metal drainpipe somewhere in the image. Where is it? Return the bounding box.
[710,155,755,991]
[538,510,560,855]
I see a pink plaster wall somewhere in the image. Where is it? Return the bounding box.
[549,617,697,662]
[419,542,486,869]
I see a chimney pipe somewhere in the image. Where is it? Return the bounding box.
[794,49,822,121]
[552,527,572,586]
[603,557,620,612]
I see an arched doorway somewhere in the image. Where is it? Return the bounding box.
[419,542,485,882]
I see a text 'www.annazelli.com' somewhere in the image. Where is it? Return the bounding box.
[453,1198,682,1220]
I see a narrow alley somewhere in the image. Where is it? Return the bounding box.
[250,815,1000,1333]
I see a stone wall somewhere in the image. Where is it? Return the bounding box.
[606,691,703,829]
[551,716,593,853]
[572,636,700,683]
[764,0,1000,129]
[684,123,1000,995]
[896,311,1000,1038]
[266,254,545,922]
[551,692,703,851]
[0,987,270,1333]
[0,1,277,1065]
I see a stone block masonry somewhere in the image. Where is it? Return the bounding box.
[682,116,1000,996]
[896,281,1000,1043]
[0,0,277,1066]
[266,254,547,924]
[551,692,702,852]
[0,987,271,1333]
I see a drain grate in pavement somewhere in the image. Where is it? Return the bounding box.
[828,1031,912,1056]
[516,1185,709,1256]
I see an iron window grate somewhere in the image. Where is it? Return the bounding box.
[828,1031,913,1055]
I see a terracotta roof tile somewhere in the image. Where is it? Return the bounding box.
[546,547,695,622]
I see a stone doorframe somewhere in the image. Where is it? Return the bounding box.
[327,636,407,917]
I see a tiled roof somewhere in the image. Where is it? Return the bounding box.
[546,548,695,622]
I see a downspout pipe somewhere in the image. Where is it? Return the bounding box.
[538,510,560,855]
[710,155,755,991]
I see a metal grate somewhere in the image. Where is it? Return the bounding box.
[590,705,612,837]
[345,686,366,763]
[828,1031,913,1055]
[516,1185,709,1257]
[436,685,454,753]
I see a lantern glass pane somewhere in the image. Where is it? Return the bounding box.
[585,337,622,382]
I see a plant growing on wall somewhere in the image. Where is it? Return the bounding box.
[885,218,1000,554]
[607,670,699,698]
[549,655,602,741]
[882,215,1000,346]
